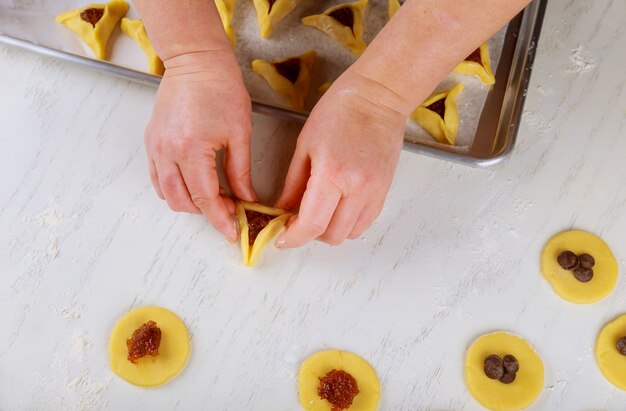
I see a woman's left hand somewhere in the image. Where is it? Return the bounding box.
[274,72,409,248]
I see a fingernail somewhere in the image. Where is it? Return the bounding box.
[275,236,287,249]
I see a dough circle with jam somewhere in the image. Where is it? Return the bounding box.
[109,306,190,387]
[596,314,626,390]
[298,349,380,411]
[541,230,618,303]
[465,332,544,411]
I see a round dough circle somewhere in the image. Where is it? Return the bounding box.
[109,306,190,387]
[596,314,626,390]
[298,349,380,411]
[541,230,618,304]
[465,332,544,411]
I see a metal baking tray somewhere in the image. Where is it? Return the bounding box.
[0,0,546,167]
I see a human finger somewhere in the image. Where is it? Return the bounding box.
[274,142,311,210]
[348,202,384,240]
[179,155,238,242]
[148,158,164,200]
[157,161,200,214]
[275,175,342,249]
[317,198,363,246]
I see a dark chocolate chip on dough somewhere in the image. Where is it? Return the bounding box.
[502,354,519,374]
[484,355,504,380]
[579,253,595,269]
[573,267,594,282]
[557,250,579,270]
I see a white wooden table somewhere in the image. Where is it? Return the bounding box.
[1,0,625,409]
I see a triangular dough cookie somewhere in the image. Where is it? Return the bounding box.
[388,0,401,18]
[55,1,129,60]
[301,0,368,56]
[215,0,237,46]
[453,43,495,86]
[236,201,293,267]
[410,83,464,145]
[253,0,304,38]
[120,19,164,75]
[251,50,317,110]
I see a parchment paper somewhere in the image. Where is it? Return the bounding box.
[0,0,506,148]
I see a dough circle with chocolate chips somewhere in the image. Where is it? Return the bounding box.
[298,349,380,411]
[109,306,190,387]
[465,332,544,411]
[596,314,626,391]
[541,230,618,304]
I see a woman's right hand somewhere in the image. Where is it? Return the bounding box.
[144,49,257,243]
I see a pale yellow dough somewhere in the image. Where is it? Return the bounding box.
[541,230,618,304]
[109,306,190,387]
[120,18,164,75]
[55,1,129,60]
[465,332,544,411]
[596,314,626,391]
[253,0,304,38]
[453,42,496,86]
[298,349,380,411]
[215,0,237,46]
[388,0,401,18]
[236,201,293,267]
[410,83,464,145]
[251,50,317,110]
[302,0,368,56]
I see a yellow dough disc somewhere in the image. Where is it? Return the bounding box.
[596,314,626,391]
[298,350,380,411]
[465,332,544,411]
[109,306,190,387]
[541,230,618,304]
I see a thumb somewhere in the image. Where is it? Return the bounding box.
[275,144,310,210]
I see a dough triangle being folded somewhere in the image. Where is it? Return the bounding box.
[410,83,464,145]
[55,1,129,60]
[253,0,304,38]
[301,0,368,56]
[251,50,317,110]
[120,18,164,75]
[236,201,293,267]
[453,42,495,86]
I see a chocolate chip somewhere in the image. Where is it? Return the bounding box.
[502,354,519,374]
[499,371,516,384]
[573,267,593,282]
[557,250,579,270]
[484,355,504,380]
[617,337,626,356]
[579,253,595,269]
